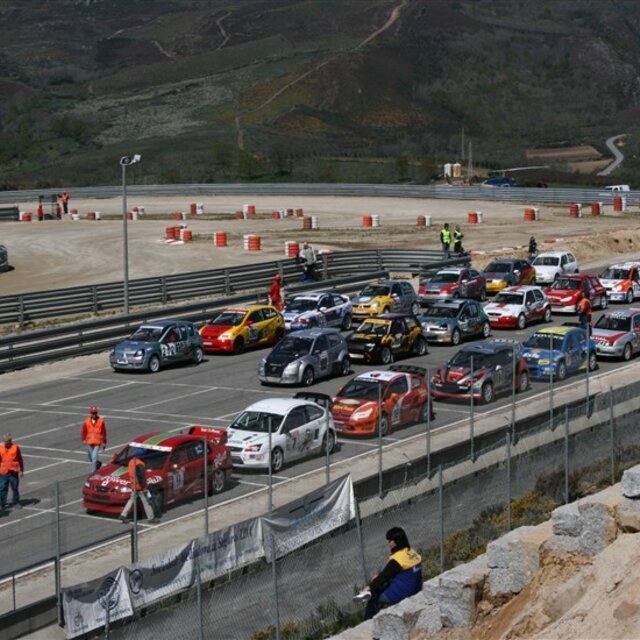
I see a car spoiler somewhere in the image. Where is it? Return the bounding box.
[389,364,427,377]
[293,392,333,409]
[188,425,228,445]
[487,338,523,355]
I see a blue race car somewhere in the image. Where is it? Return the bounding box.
[282,292,352,331]
[520,325,597,380]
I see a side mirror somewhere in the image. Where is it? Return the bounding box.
[319,307,327,312]
[246,319,253,325]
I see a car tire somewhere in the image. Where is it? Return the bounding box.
[518,370,529,393]
[588,351,598,372]
[341,314,353,331]
[482,321,491,338]
[452,291,460,299]
[481,382,494,404]
[192,347,204,364]
[340,357,351,376]
[271,447,284,473]
[451,328,462,346]
[414,337,427,356]
[321,430,336,455]
[382,307,390,314]
[233,337,245,354]
[148,355,160,373]
[411,302,421,316]
[420,400,435,423]
[623,343,633,361]
[543,307,552,323]
[302,366,315,386]
[380,346,392,365]
[517,314,526,330]
[211,469,226,494]
[600,295,608,310]
[556,361,567,381]
[378,414,389,437]
[151,490,164,518]
[627,289,634,304]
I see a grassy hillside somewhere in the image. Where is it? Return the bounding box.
[1,0,639,188]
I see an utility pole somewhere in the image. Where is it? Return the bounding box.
[461,126,465,161]
[468,141,473,183]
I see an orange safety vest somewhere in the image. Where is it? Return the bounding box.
[128,458,147,491]
[82,417,106,446]
[0,443,22,474]
[578,297,592,315]
[61,192,70,203]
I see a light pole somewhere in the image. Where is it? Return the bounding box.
[120,154,142,315]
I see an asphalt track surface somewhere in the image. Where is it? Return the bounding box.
[0,290,635,578]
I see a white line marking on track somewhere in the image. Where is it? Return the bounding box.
[22,445,86,455]
[129,387,218,411]
[41,382,137,405]
[18,421,79,441]
[24,461,67,474]
[236,479,269,488]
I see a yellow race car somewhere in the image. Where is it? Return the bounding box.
[199,305,285,354]
[351,279,420,320]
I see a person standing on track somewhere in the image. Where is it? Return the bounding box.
[269,273,284,311]
[81,406,107,473]
[120,449,158,523]
[61,191,70,215]
[440,223,451,258]
[453,224,464,255]
[0,434,24,510]
[528,236,538,264]
[578,296,592,334]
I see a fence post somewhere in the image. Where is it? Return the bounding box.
[426,366,432,477]
[564,407,570,504]
[92,285,99,314]
[55,481,62,626]
[325,423,331,485]
[511,348,517,444]
[203,437,209,538]
[609,386,615,485]
[506,430,512,533]
[224,270,231,295]
[549,336,555,431]
[469,356,475,462]
[161,276,168,305]
[378,382,383,498]
[270,534,281,640]
[12,572,16,611]
[132,478,139,564]
[268,416,274,512]
[585,325,590,411]
[354,500,368,585]
[438,465,444,574]
[196,551,204,640]
[18,295,25,326]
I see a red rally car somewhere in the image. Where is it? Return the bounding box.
[82,427,232,516]
[544,274,608,313]
[331,365,434,437]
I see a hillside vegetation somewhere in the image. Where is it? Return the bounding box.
[1,0,640,188]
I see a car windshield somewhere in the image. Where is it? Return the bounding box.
[337,379,381,401]
[485,262,511,274]
[431,273,459,283]
[533,256,560,266]
[210,312,245,326]
[356,321,390,335]
[359,285,390,297]
[525,334,564,350]
[230,411,284,433]
[286,298,318,312]
[551,278,580,290]
[130,326,163,342]
[595,315,631,331]
[448,350,489,368]
[422,306,458,319]
[493,292,524,305]
[600,268,630,280]
[272,336,313,356]
[115,446,169,470]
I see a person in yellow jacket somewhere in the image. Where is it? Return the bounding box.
[0,433,24,510]
[440,223,452,258]
[81,406,107,473]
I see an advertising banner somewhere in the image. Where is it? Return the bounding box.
[62,568,133,639]
[262,474,356,561]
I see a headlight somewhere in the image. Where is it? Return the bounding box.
[244,444,263,453]
[364,343,376,349]
[110,349,115,356]
[84,481,91,488]
[561,296,573,303]
[134,349,145,357]
[613,284,623,292]
[353,407,374,420]
[219,332,233,340]
[259,361,266,374]
[370,302,379,310]
[284,361,300,374]
[118,486,132,494]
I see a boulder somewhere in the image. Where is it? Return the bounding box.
[616,497,640,532]
[438,554,487,627]
[487,527,540,595]
[371,591,425,640]
[621,465,640,499]
[551,503,582,537]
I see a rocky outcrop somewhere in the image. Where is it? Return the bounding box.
[487,527,540,596]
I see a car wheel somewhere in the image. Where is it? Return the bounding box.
[600,295,608,310]
[588,351,598,371]
[481,382,494,404]
[340,357,351,376]
[556,361,567,381]
[627,289,634,304]
[380,346,392,364]
[302,366,315,386]
[148,355,160,373]
[378,414,389,437]
[414,337,427,356]
[411,302,421,316]
[341,314,353,331]
[271,447,284,473]
[420,400,434,423]
[517,314,526,330]
[482,321,491,338]
[518,370,529,393]
[543,307,552,323]
[623,342,633,361]
[192,347,204,364]
[211,469,226,494]
[451,328,462,346]
[382,307,390,314]
[452,291,460,299]
[233,337,245,354]
[151,490,164,518]
[321,430,336,455]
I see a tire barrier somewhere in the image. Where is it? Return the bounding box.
[181,229,193,242]
[243,204,256,215]
[20,212,32,222]
[613,196,625,212]
[87,212,96,221]
[569,203,581,218]
[190,203,197,215]
[468,211,480,224]
[243,234,261,251]
[285,241,299,257]
[303,216,313,230]
[591,202,602,216]
[362,215,372,227]
[295,208,304,217]
[417,215,432,227]
[213,231,228,247]
[310,215,319,229]
[524,207,539,221]
[371,214,380,227]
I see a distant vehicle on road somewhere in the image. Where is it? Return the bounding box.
[482,259,536,295]
[484,285,552,329]
[591,309,640,361]
[532,251,579,285]
[418,268,486,304]
[419,299,490,345]
[482,177,516,188]
[282,291,352,331]
[598,262,640,303]
[351,279,420,320]
[604,185,630,192]
[544,274,608,313]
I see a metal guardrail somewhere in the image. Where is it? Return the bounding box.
[0,250,467,326]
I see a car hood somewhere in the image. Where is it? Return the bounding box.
[600,278,626,289]
[420,316,454,326]
[352,295,384,304]
[332,397,372,416]
[521,347,561,360]
[348,331,384,343]
[282,310,310,321]
[591,329,628,343]
[115,340,156,351]
[484,302,523,315]
[534,265,559,274]
[484,272,512,281]
[201,324,235,337]
[546,288,579,299]
[265,352,305,366]
[226,428,269,447]
[86,463,163,488]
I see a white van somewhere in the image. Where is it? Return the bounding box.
[604,185,630,192]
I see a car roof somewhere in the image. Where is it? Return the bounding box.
[140,319,184,328]
[130,432,195,452]
[373,279,409,285]
[222,305,272,313]
[430,299,468,308]
[434,269,465,275]
[376,313,413,319]
[607,262,640,269]
[536,251,571,258]
[498,285,540,293]
[556,273,589,280]
[534,326,574,337]
[601,308,640,318]
[354,370,403,382]
[242,397,320,414]
[485,259,517,266]
[286,328,341,337]
[290,292,325,301]
[459,342,512,354]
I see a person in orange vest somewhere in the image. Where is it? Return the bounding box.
[0,433,24,510]
[577,296,592,333]
[120,450,159,523]
[81,406,107,473]
[269,273,283,311]
[61,191,70,214]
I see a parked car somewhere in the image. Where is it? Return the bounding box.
[483,285,551,329]
[418,268,486,304]
[521,325,597,380]
[532,251,579,285]
[419,299,490,345]
[591,309,640,361]
[282,291,352,331]
[225,394,336,472]
[351,279,420,320]
[482,177,516,187]
[82,427,232,516]
[331,365,432,437]
[544,274,608,313]
[431,341,529,404]
[347,313,427,364]
[482,259,536,294]
[199,305,285,354]
[110,320,204,373]
[258,328,350,386]
[598,262,640,304]
[604,184,630,192]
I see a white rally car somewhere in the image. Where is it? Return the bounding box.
[282,291,353,331]
[225,393,336,472]
[483,285,552,330]
[598,262,640,304]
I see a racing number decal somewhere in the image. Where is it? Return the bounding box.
[391,398,403,425]
[161,343,177,358]
[170,468,185,494]
[247,324,260,343]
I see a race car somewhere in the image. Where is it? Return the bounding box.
[598,262,640,304]
[82,427,232,516]
[544,274,608,313]
[431,341,529,404]
[225,394,336,472]
[418,267,486,304]
[347,313,428,364]
[282,291,352,331]
[351,279,420,320]
[482,259,536,294]
[199,305,285,354]
[331,365,432,437]
[532,251,579,285]
[258,328,350,386]
[521,325,597,380]
[483,285,552,330]
[418,299,490,345]
[110,320,204,373]
[591,309,640,360]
